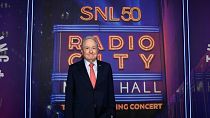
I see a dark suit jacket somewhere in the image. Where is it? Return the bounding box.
[65,59,116,118]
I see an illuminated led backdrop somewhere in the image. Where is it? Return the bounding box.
[50,1,167,117]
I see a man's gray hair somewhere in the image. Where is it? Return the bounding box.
[82,36,98,49]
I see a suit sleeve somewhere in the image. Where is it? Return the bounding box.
[65,65,74,118]
[107,64,116,118]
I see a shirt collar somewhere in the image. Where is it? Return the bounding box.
[84,59,97,67]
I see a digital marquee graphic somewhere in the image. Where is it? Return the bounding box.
[51,24,166,112]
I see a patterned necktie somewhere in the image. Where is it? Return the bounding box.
[89,63,96,88]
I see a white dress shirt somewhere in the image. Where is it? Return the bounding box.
[84,59,98,79]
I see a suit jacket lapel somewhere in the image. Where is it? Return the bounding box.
[96,60,103,88]
[78,59,93,89]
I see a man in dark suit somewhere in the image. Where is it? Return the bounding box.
[65,36,116,118]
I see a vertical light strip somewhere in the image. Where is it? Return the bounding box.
[182,0,188,118]
[29,0,34,117]
[59,32,61,72]
[186,0,192,117]
[24,0,30,118]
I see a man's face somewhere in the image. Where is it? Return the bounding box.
[81,38,98,62]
